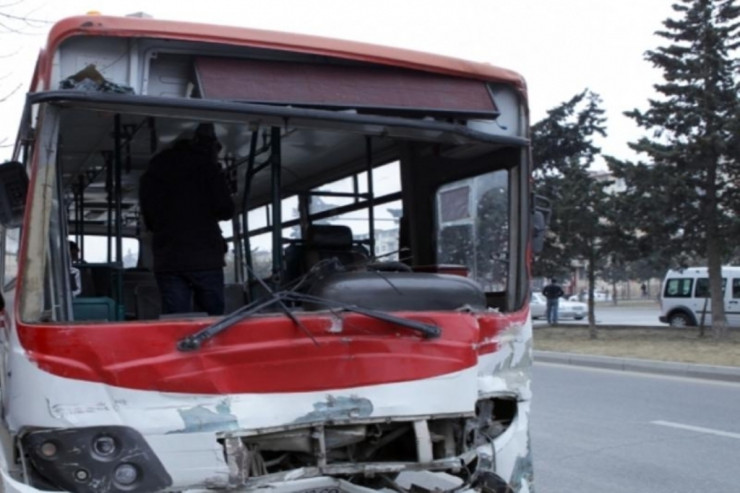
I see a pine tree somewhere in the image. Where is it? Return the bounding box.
[532,90,608,337]
[612,0,739,339]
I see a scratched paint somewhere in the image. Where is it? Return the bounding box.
[508,431,534,492]
[325,314,343,333]
[476,317,534,493]
[173,399,239,433]
[294,395,373,423]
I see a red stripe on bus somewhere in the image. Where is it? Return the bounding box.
[17,312,508,394]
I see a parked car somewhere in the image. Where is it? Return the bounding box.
[659,266,740,327]
[568,290,611,302]
[531,292,587,320]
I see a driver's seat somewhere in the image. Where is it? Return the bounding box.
[302,224,369,272]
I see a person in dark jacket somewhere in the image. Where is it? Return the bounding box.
[139,123,234,315]
[542,278,565,325]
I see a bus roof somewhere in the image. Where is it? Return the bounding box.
[40,14,526,94]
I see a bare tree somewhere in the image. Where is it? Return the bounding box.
[0,1,49,149]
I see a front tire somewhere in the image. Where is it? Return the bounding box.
[668,311,694,328]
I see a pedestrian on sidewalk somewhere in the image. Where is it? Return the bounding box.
[543,278,565,325]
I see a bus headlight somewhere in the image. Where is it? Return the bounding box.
[20,426,171,493]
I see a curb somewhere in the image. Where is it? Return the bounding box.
[534,350,740,383]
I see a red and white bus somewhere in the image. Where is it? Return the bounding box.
[0,12,538,493]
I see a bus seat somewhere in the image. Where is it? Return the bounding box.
[303,224,369,273]
[72,297,117,321]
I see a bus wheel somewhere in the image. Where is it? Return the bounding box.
[668,311,693,328]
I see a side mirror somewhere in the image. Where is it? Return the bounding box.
[532,195,551,254]
[0,161,28,228]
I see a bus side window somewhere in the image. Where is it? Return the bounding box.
[438,224,474,266]
[435,169,509,292]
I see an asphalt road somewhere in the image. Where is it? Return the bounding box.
[530,362,740,492]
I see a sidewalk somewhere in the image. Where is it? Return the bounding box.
[534,350,740,383]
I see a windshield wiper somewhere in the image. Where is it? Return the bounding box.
[282,291,441,339]
[177,291,288,351]
[176,290,441,352]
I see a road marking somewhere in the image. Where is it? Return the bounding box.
[651,420,740,440]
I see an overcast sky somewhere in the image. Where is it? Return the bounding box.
[0,0,677,165]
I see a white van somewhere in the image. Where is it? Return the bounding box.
[659,266,740,327]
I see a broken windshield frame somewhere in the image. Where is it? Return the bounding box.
[25,91,529,148]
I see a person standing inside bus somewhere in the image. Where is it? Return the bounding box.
[139,123,234,315]
[69,240,83,263]
[542,278,564,325]
[68,241,83,297]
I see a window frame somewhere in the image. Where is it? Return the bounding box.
[663,278,694,298]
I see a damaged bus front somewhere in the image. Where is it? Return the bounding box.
[0,13,535,493]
